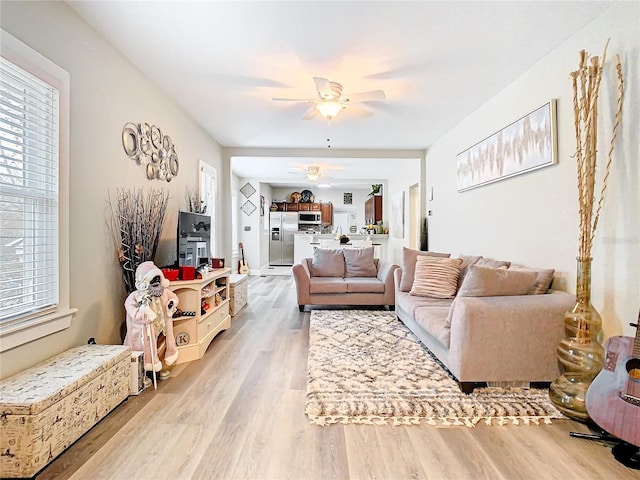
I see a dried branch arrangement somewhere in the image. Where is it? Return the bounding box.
[571,40,624,260]
[109,188,169,293]
[185,185,206,213]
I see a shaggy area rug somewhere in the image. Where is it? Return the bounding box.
[306,310,564,426]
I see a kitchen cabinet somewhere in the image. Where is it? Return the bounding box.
[365,195,382,225]
[273,202,322,213]
[320,203,333,226]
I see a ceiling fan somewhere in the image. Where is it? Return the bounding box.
[273,77,385,120]
[287,165,337,184]
[287,165,323,183]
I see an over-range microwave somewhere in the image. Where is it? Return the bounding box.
[298,211,321,225]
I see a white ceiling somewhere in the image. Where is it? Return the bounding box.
[231,155,422,190]
[67,1,612,187]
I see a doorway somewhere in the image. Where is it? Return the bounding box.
[408,183,419,249]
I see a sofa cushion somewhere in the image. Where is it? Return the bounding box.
[410,256,463,299]
[344,277,385,293]
[509,264,555,294]
[399,247,451,292]
[458,265,537,297]
[414,304,452,348]
[343,247,377,277]
[310,248,345,277]
[309,277,348,294]
[396,290,453,318]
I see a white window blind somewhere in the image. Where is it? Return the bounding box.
[0,56,60,323]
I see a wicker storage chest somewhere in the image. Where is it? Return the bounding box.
[0,345,130,478]
[229,273,248,316]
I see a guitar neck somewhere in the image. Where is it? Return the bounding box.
[633,317,640,359]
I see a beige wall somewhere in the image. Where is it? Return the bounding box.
[1,2,224,377]
[426,2,639,337]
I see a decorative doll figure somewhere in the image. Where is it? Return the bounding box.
[124,261,179,372]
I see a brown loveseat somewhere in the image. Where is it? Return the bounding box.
[395,248,575,393]
[293,247,399,311]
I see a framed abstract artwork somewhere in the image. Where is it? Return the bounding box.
[456,100,557,191]
[240,182,256,198]
[241,200,256,216]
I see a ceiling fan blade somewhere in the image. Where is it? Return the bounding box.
[346,106,374,117]
[313,77,332,97]
[343,90,386,103]
[302,106,320,120]
[272,97,315,102]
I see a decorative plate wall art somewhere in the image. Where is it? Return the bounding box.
[122,122,179,182]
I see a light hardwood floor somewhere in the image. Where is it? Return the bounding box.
[38,275,636,480]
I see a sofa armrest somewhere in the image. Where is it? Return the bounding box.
[377,260,399,287]
[292,260,312,307]
[447,291,575,382]
[394,267,403,292]
[376,260,399,306]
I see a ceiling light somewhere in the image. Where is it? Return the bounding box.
[306,165,321,182]
[315,101,344,120]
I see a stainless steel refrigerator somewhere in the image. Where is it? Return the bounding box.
[269,212,298,265]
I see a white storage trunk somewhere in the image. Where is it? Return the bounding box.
[0,345,130,478]
[229,273,248,316]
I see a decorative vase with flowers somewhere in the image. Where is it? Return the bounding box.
[549,41,624,421]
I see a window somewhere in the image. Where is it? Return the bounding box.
[0,29,75,352]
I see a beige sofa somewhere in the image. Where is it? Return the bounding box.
[293,247,399,311]
[394,248,575,393]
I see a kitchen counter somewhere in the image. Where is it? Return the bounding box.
[309,242,382,246]
[293,233,389,264]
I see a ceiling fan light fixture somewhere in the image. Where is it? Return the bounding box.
[316,101,344,119]
[306,165,321,182]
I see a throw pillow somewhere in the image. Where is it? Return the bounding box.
[399,247,451,292]
[475,257,511,269]
[410,256,463,299]
[310,248,345,277]
[343,247,377,277]
[509,264,555,294]
[457,254,483,289]
[458,265,537,297]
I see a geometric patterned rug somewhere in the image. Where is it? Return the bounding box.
[306,310,565,426]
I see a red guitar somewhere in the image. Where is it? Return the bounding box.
[586,312,640,448]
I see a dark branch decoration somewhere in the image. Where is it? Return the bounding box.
[108,188,169,293]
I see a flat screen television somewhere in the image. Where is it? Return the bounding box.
[177,211,211,268]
